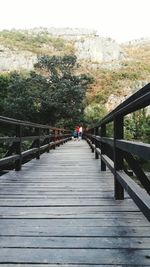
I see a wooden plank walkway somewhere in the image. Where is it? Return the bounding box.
[0,140,150,266]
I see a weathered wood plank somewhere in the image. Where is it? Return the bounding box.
[0,248,150,265]
[0,218,149,227]
[0,265,148,267]
[0,140,149,266]
[0,206,141,218]
[0,211,144,219]
[0,225,149,237]
[0,198,137,206]
[0,236,149,249]
[0,265,122,267]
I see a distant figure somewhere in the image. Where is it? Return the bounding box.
[72,130,78,140]
[78,126,83,140]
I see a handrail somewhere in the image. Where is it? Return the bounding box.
[0,116,69,131]
[0,117,72,172]
[84,83,150,221]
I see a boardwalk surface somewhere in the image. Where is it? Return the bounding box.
[0,140,150,266]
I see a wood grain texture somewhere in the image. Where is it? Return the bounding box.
[0,140,149,266]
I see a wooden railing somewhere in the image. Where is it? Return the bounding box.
[84,83,150,221]
[0,116,72,172]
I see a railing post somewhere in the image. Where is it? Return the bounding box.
[61,131,64,144]
[15,125,22,171]
[47,128,50,153]
[91,129,95,153]
[57,130,60,146]
[53,130,56,149]
[60,130,64,144]
[114,116,124,200]
[101,124,106,171]
[95,127,99,159]
[54,130,57,149]
[36,128,40,159]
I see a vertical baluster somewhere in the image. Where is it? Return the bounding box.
[101,124,106,171]
[58,130,60,146]
[53,130,56,149]
[95,127,99,159]
[15,125,22,171]
[36,128,40,159]
[91,128,95,153]
[114,116,124,199]
[47,128,50,153]
[61,130,63,143]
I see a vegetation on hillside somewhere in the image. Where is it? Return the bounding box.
[85,61,150,106]
[0,30,74,55]
[83,43,150,125]
[0,30,149,142]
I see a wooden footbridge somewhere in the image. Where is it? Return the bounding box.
[0,84,150,266]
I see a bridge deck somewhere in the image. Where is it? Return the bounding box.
[0,140,150,266]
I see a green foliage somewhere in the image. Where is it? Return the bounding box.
[35,55,93,127]
[103,109,150,142]
[1,55,93,129]
[142,116,150,143]
[35,54,77,78]
[2,72,43,121]
[106,122,114,138]
[0,74,9,113]
[124,109,150,142]
[84,103,107,125]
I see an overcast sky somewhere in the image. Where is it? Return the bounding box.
[0,0,149,43]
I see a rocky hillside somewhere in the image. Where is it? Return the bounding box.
[83,37,150,115]
[0,28,123,71]
[0,28,149,114]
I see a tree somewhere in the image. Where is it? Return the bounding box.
[2,55,93,129]
[124,109,150,142]
[0,74,9,113]
[35,55,93,127]
[2,72,41,122]
[142,115,150,143]
[84,103,107,125]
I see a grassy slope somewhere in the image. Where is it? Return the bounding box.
[84,43,150,108]
[0,30,74,55]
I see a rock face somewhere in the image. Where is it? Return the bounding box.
[105,87,132,112]
[105,81,149,113]
[40,28,122,62]
[0,28,123,71]
[0,45,36,71]
[75,37,122,62]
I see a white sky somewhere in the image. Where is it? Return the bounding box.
[0,0,149,43]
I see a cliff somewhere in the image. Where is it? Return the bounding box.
[0,28,123,71]
[0,45,37,71]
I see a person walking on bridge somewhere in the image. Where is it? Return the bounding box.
[78,126,83,140]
